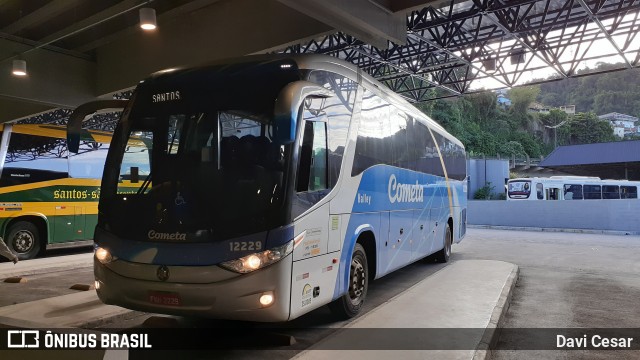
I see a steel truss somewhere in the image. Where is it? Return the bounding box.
[281,0,640,103]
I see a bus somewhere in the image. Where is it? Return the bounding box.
[68,54,467,321]
[0,123,112,260]
[507,176,640,201]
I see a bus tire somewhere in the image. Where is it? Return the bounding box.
[434,223,452,263]
[6,221,41,260]
[329,243,368,319]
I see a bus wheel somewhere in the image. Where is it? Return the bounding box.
[329,243,368,319]
[434,223,452,263]
[6,221,41,260]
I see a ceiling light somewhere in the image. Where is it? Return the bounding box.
[482,58,496,72]
[510,51,526,65]
[12,59,27,76]
[139,8,157,30]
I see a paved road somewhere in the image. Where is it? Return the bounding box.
[455,228,640,359]
[3,228,640,360]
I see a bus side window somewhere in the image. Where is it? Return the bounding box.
[296,121,327,192]
[564,184,582,200]
[293,100,329,218]
[603,185,620,199]
[536,183,543,199]
[621,186,638,199]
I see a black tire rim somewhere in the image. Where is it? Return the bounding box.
[349,255,366,306]
[12,230,35,253]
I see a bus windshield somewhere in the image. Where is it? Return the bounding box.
[101,109,291,242]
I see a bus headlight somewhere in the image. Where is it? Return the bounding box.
[220,240,293,274]
[95,247,115,264]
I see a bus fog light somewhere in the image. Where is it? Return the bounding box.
[94,280,101,290]
[95,247,113,264]
[259,292,274,307]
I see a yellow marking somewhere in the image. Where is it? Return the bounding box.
[0,178,101,194]
[0,202,99,218]
[10,124,114,144]
[427,128,454,220]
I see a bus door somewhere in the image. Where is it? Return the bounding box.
[545,187,561,200]
[290,103,335,318]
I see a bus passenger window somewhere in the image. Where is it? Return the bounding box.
[536,183,543,199]
[603,185,620,199]
[563,184,582,200]
[621,186,638,199]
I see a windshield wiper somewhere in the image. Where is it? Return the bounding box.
[137,173,152,195]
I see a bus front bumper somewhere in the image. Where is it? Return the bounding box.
[94,255,293,322]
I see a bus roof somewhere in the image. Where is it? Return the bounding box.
[142,54,463,150]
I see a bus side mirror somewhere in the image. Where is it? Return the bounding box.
[273,81,333,144]
[130,167,139,183]
[67,100,129,153]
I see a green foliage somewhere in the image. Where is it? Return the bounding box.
[508,86,541,114]
[566,112,616,144]
[538,65,640,115]
[425,70,630,159]
[498,141,526,157]
[473,182,495,200]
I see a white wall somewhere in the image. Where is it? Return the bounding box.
[468,200,640,233]
[467,159,510,199]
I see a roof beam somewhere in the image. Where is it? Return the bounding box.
[575,0,633,68]
[38,0,148,45]
[276,0,406,49]
[2,0,79,35]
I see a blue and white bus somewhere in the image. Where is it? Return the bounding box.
[68,54,467,322]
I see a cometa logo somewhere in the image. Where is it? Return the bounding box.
[388,174,424,203]
[148,230,187,241]
[152,91,181,103]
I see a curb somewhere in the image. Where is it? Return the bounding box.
[468,224,640,236]
[472,264,519,360]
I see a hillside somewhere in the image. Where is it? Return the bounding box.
[538,64,640,116]
[420,64,640,158]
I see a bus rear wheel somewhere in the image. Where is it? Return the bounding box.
[329,243,368,319]
[6,221,41,260]
[434,223,452,263]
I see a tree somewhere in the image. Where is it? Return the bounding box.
[508,85,541,114]
[539,109,569,147]
[566,112,616,144]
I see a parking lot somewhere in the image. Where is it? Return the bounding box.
[2,228,640,359]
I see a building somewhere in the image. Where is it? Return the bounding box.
[559,105,576,115]
[539,140,640,180]
[528,101,550,114]
[598,112,638,138]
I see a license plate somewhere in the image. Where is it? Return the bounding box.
[148,291,182,306]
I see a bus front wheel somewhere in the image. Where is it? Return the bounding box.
[6,221,41,260]
[329,243,368,319]
[434,223,452,263]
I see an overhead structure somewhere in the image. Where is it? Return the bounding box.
[282,0,640,102]
[1,0,640,124]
